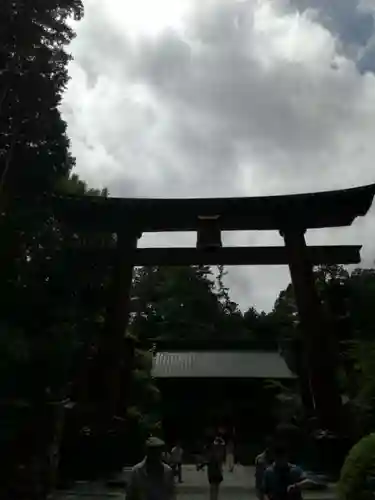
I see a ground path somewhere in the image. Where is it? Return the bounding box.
[57,465,336,499]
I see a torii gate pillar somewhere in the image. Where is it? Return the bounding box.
[99,229,140,420]
[282,228,342,432]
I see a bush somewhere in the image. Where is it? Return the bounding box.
[338,433,375,500]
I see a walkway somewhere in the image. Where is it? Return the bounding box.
[57,465,336,499]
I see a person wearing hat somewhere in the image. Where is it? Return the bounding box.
[126,437,176,500]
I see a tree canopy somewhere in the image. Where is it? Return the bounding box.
[0,0,83,197]
[130,265,248,342]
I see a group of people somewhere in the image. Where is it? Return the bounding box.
[126,434,313,500]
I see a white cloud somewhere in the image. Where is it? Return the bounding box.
[62,0,375,311]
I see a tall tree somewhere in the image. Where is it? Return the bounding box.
[0,0,86,360]
[0,0,84,330]
[0,2,84,496]
[0,0,82,197]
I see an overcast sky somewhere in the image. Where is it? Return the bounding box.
[62,0,375,312]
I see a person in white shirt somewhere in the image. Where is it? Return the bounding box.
[170,442,184,483]
[126,437,175,500]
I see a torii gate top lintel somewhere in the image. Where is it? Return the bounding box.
[48,183,375,233]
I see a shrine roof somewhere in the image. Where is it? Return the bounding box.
[152,351,295,379]
[41,183,375,232]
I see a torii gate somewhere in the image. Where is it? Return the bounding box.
[47,183,375,433]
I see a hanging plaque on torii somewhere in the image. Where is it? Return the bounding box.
[46,183,375,433]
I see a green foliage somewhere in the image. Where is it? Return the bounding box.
[341,341,375,435]
[0,0,91,419]
[338,433,375,500]
[0,0,87,385]
[265,379,303,422]
[348,269,375,340]
[0,0,83,196]
[0,172,113,396]
[131,265,249,341]
[131,348,160,413]
[0,322,80,402]
[273,264,375,345]
[272,265,375,433]
[244,307,280,342]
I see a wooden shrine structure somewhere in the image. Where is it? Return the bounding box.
[41,183,375,433]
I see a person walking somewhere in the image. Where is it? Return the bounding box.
[162,448,171,466]
[255,437,274,500]
[170,442,184,483]
[126,437,175,500]
[198,436,225,500]
[262,444,313,500]
[226,438,235,473]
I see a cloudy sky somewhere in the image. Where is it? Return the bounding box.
[62,0,375,312]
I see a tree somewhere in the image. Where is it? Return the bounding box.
[338,433,375,500]
[347,269,375,341]
[131,265,218,340]
[0,172,116,496]
[0,2,84,492]
[131,265,249,342]
[0,0,85,382]
[0,0,86,346]
[273,264,349,324]
[243,307,280,344]
[0,0,83,197]
[0,0,84,352]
